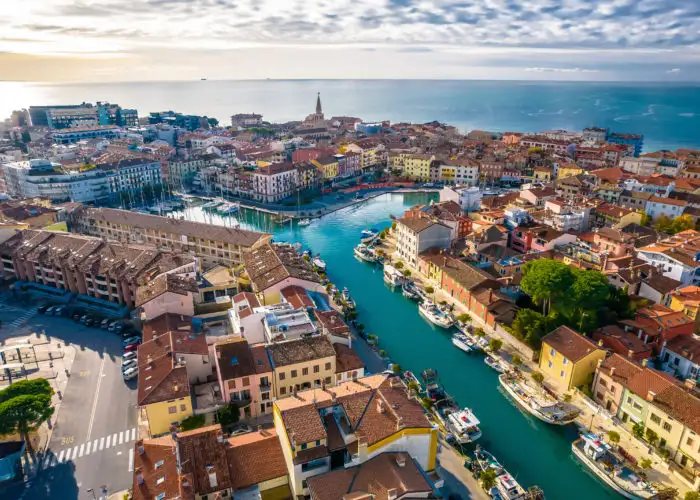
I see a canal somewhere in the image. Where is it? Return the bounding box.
[175,192,616,500]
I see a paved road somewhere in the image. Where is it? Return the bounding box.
[0,299,137,500]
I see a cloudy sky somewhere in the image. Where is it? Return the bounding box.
[2,0,700,82]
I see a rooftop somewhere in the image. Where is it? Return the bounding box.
[267,335,335,367]
[542,325,602,363]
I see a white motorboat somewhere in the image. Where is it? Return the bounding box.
[452,332,475,353]
[484,355,506,373]
[312,256,326,271]
[499,374,580,425]
[572,433,658,499]
[298,218,311,226]
[472,447,535,500]
[354,243,378,263]
[419,301,455,328]
[444,407,482,444]
[401,282,421,300]
[361,228,380,243]
[383,264,405,288]
[342,288,356,309]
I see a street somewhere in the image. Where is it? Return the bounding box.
[0,297,138,500]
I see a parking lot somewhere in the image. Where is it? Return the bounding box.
[0,295,139,500]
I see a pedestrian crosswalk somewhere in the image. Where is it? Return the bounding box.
[10,307,38,328]
[43,428,138,469]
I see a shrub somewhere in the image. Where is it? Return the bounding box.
[511,354,523,367]
[632,422,644,439]
[180,414,206,431]
[640,458,652,469]
[531,372,545,385]
[645,428,659,446]
[480,469,498,490]
[606,431,620,445]
[457,314,471,324]
[474,328,486,338]
[392,364,402,374]
[489,339,503,353]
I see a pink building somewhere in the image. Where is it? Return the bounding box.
[135,274,199,321]
[214,338,274,420]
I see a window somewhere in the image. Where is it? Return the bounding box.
[687,437,694,447]
[325,376,332,385]
[548,361,553,369]
[279,372,286,380]
[599,379,608,388]
[611,386,616,394]
[156,494,165,500]
[180,404,187,411]
[168,406,176,414]
[627,396,633,405]
[291,370,298,378]
[155,460,164,469]
[242,377,250,386]
[280,387,287,395]
[302,367,309,376]
[300,443,307,450]
[314,365,320,373]
[262,392,270,401]
[325,362,332,371]
[650,414,661,424]
[663,422,672,432]
[562,358,568,365]
[302,480,308,489]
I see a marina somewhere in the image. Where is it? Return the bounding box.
[171,192,623,500]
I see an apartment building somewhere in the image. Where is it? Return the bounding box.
[69,206,270,269]
[273,374,437,497]
[251,162,299,203]
[395,216,452,267]
[636,230,700,285]
[539,326,606,391]
[0,229,196,308]
[98,158,163,192]
[52,126,121,144]
[267,335,336,399]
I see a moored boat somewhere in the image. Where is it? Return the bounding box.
[420,369,446,402]
[499,373,580,425]
[419,300,455,328]
[383,264,405,288]
[572,433,658,499]
[472,446,537,500]
[354,243,378,263]
[401,282,421,300]
[360,228,380,243]
[298,218,311,226]
[403,370,422,392]
[484,355,506,373]
[341,288,356,309]
[312,255,327,271]
[444,406,482,444]
[452,332,475,353]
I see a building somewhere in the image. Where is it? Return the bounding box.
[645,196,687,220]
[390,153,435,181]
[395,217,452,267]
[311,156,340,181]
[135,274,199,321]
[591,353,643,415]
[273,374,437,497]
[52,126,121,144]
[267,335,336,399]
[251,162,299,203]
[619,304,695,354]
[439,185,482,212]
[0,229,196,308]
[404,201,472,240]
[608,132,644,157]
[231,113,263,127]
[214,338,275,419]
[69,206,270,269]
[538,326,606,390]
[132,425,290,500]
[636,230,700,285]
[668,285,700,332]
[243,242,325,305]
[591,324,653,361]
[661,336,700,381]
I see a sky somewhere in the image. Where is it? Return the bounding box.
[1,0,700,82]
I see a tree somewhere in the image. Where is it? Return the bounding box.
[403,269,412,278]
[640,212,652,227]
[391,222,397,231]
[520,260,575,315]
[0,394,54,459]
[480,469,498,490]
[395,261,404,270]
[531,372,545,385]
[217,403,240,427]
[632,422,645,439]
[489,338,503,353]
[645,428,659,446]
[670,214,694,234]
[180,414,206,431]
[474,328,486,338]
[570,268,610,314]
[420,397,434,410]
[607,430,620,447]
[407,381,420,394]
[392,364,402,375]
[456,313,471,324]
[0,379,53,404]
[684,492,700,500]
[640,458,652,469]
[654,214,673,233]
[425,286,435,300]
[512,354,523,367]
[511,308,548,349]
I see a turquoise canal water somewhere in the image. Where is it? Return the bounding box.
[175,193,616,500]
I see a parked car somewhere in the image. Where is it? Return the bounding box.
[38,305,49,314]
[122,367,138,381]
[101,319,111,329]
[112,324,125,334]
[72,313,82,322]
[123,342,140,352]
[229,424,253,436]
[121,359,137,371]
[46,306,56,316]
[121,330,138,339]
[108,321,120,331]
[122,351,137,362]
[54,306,64,317]
[122,336,141,346]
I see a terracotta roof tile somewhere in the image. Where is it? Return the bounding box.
[541,325,602,363]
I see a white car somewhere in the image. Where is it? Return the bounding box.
[122,367,138,381]
[101,319,111,329]
[122,359,137,371]
[122,351,137,362]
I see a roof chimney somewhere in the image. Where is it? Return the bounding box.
[396,454,406,467]
[377,399,385,414]
[598,339,604,347]
[647,390,656,402]
[610,367,616,377]
[685,378,697,392]
[642,359,648,367]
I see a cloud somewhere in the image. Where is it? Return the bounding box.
[667,68,682,73]
[525,67,600,73]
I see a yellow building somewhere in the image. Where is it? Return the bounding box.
[273,374,438,498]
[668,286,700,332]
[311,156,339,180]
[138,359,194,436]
[533,167,552,183]
[558,162,584,179]
[539,325,606,390]
[267,336,337,399]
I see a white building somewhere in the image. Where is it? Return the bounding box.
[542,200,591,232]
[439,185,482,212]
[661,336,700,381]
[395,216,452,267]
[251,162,298,203]
[620,157,660,176]
[231,113,263,127]
[645,196,686,220]
[99,158,163,193]
[52,126,121,144]
[637,235,700,285]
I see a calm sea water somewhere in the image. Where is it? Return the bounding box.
[175,193,618,500]
[3,80,700,152]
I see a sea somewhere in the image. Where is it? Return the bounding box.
[2,79,700,152]
[175,194,622,500]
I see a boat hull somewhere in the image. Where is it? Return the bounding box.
[571,443,653,500]
[499,375,572,426]
[452,337,473,353]
[354,249,377,263]
[419,307,454,328]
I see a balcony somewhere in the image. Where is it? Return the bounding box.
[259,382,272,392]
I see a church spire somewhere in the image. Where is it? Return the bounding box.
[316,92,323,115]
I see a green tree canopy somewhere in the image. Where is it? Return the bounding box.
[570,268,611,312]
[0,379,53,404]
[489,338,503,353]
[217,403,240,427]
[520,260,575,315]
[0,393,54,457]
[480,469,498,490]
[670,214,694,234]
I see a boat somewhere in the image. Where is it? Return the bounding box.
[419,301,455,328]
[403,370,422,392]
[202,200,223,211]
[452,332,475,353]
[484,355,506,373]
[312,256,327,271]
[499,373,580,425]
[342,288,356,309]
[443,407,482,444]
[298,218,311,226]
[218,203,239,215]
[572,433,658,499]
[302,250,312,258]
[401,282,421,300]
[354,243,378,263]
[420,369,447,402]
[472,447,534,500]
[360,228,380,244]
[383,264,405,288]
